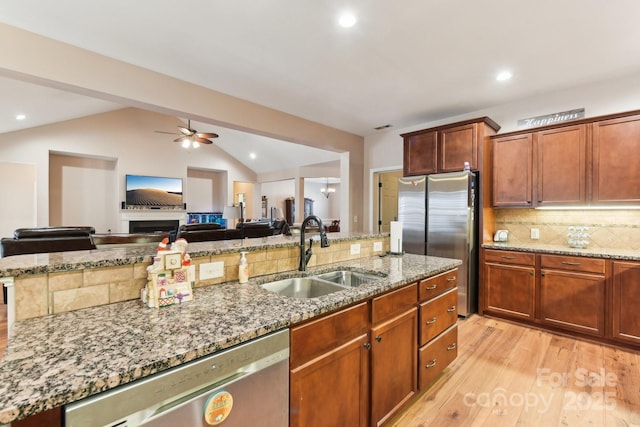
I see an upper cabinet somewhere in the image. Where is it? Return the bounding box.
[592,114,640,204]
[491,109,640,207]
[402,117,500,177]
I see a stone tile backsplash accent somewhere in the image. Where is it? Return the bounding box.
[494,209,640,250]
[12,236,389,321]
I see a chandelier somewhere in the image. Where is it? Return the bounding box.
[320,178,336,199]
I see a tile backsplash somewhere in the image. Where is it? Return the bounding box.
[494,209,640,250]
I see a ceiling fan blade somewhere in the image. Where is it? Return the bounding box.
[155,130,180,135]
[177,126,195,136]
[196,132,219,139]
[174,136,190,143]
[194,136,213,144]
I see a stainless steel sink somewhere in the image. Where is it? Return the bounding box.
[313,270,383,287]
[260,277,349,298]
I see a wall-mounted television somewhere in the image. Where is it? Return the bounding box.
[125,174,183,208]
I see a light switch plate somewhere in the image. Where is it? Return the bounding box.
[373,241,383,252]
[350,243,361,255]
[531,228,540,239]
[200,261,224,280]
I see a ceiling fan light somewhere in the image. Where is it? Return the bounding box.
[181,139,191,148]
[192,140,200,148]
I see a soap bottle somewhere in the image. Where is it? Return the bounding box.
[238,251,249,284]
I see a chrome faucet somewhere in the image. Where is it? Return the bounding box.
[299,215,330,271]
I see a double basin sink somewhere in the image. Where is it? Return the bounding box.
[260,269,385,299]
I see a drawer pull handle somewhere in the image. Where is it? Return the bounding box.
[447,305,456,312]
[425,359,437,368]
[426,284,437,290]
[375,336,382,343]
[501,256,516,259]
[447,343,457,351]
[426,317,437,325]
[561,261,581,266]
[447,276,457,282]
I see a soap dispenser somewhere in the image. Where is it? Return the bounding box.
[238,251,249,284]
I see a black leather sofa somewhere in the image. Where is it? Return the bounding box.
[1,226,97,303]
[176,221,289,243]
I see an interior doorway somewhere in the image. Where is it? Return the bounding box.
[372,170,403,234]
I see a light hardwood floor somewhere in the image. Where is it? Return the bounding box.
[391,315,640,427]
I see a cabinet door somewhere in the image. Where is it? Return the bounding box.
[439,123,477,172]
[484,262,535,319]
[371,308,417,427]
[535,125,587,206]
[540,269,605,337]
[592,114,640,204]
[492,134,533,207]
[403,131,437,176]
[290,333,370,427]
[612,261,640,345]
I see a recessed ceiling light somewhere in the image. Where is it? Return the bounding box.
[15,114,26,121]
[249,152,257,160]
[338,12,357,28]
[496,70,513,82]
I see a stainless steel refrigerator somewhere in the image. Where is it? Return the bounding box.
[398,171,478,317]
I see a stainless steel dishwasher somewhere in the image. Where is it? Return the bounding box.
[64,330,289,427]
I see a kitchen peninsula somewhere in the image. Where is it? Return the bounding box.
[0,233,462,425]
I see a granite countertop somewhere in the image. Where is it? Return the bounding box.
[0,252,461,424]
[483,242,640,261]
[0,232,382,278]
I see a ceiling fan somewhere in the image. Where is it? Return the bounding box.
[155,119,219,147]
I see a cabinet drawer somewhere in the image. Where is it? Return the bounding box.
[372,283,417,324]
[418,269,458,302]
[484,249,535,266]
[290,302,369,368]
[419,325,458,390]
[419,288,457,345]
[540,254,605,274]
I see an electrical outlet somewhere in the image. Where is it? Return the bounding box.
[200,261,224,280]
[373,241,383,252]
[350,243,361,255]
[531,228,540,240]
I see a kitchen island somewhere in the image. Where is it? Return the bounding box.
[0,233,461,424]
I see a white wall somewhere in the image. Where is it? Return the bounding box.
[0,108,257,233]
[363,73,640,232]
[0,162,36,237]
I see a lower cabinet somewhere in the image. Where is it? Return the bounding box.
[370,308,417,426]
[540,255,606,337]
[483,250,536,320]
[419,325,458,389]
[289,302,370,427]
[482,249,640,350]
[612,261,640,346]
[370,284,418,427]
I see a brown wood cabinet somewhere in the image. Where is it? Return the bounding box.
[402,117,499,177]
[417,270,458,391]
[491,133,533,207]
[491,109,640,207]
[483,249,536,320]
[535,124,587,206]
[592,114,640,204]
[370,284,417,427]
[611,261,640,346]
[540,254,606,337]
[290,302,370,427]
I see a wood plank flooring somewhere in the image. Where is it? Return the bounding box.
[391,315,640,427]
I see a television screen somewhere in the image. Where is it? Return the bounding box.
[125,174,183,207]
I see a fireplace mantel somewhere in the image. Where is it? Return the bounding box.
[119,209,186,233]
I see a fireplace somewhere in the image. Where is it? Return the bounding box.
[129,220,179,234]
